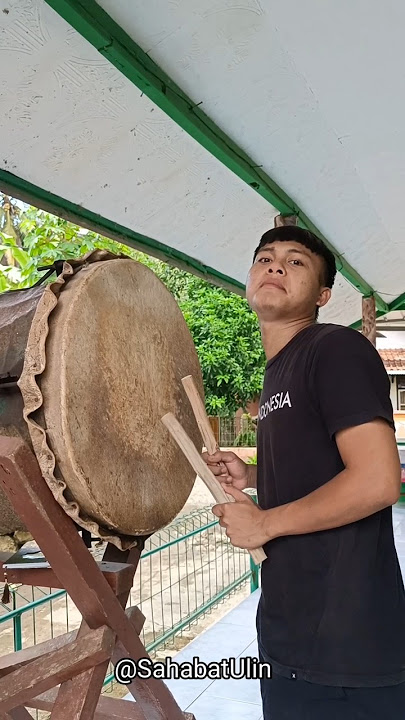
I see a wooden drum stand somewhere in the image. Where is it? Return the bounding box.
[0,436,194,720]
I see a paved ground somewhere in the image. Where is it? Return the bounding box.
[125,503,405,719]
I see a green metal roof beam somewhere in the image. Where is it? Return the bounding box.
[349,292,405,330]
[43,0,388,314]
[383,291,405,313]
[2,169,401,329]
[0,169,245,296]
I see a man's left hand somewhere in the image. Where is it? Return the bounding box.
[212,486,271,549]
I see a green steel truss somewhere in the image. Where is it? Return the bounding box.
[0,169,245,296]
[1,169,404,328]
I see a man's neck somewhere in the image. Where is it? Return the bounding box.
[260,318,315,361]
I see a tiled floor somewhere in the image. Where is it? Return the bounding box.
[124,585,262,718]
[125,503,405,719]
[162,590,262,719]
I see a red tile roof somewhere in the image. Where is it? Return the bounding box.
[379,349,405,374]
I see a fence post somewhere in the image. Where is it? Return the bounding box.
[250,555,259,593]
[12,591,22,651]
[250,492,260,593]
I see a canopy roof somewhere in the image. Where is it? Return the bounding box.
[0,0,404,327]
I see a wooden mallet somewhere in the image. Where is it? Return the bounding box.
[161,376,266,565]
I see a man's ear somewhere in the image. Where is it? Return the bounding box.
[316,287,332,309]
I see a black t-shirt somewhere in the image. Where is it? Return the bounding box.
[256,322,405,687]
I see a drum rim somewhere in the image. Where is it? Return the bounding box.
[18,251,140,550]
[17,250,203,550]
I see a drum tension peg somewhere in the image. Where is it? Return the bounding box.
[33,260,66,286]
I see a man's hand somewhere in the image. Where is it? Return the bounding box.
[202,450,255,490]
[212,486,270,549]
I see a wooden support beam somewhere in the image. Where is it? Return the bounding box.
[27,600,188,720]
[27,691,147,720]
[27,692,195,720]
[0,625,115,713]
[49,624,111,720]
[0,561,136,596]
[0,631,78,676]
[0,606,145,679]
[274,214,298,227]
[0,606,146,718]
[0,437,184,720]
[52,663,109,720]
[362,296,377,346]
[122,604,146,636]
[50,603,146,720]
[0,709,33,720]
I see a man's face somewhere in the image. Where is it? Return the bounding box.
[246,241,331,321]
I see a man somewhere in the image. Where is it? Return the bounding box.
[204,226,405,719]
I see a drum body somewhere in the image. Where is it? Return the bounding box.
[0,253,203,548]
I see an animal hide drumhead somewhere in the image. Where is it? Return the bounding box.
[19,256,204,547]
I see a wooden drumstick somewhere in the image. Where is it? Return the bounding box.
[161,412,266,565]
[181,375,266,564]
[181,375,219,455]
[181,375,228,477]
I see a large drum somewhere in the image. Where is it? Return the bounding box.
[0,252,203,549]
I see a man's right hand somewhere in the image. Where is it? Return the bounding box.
[202,450,250,491]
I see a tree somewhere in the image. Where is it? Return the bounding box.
[0,194,24,272]
[0,200,141,291]
[175,275,265,414]
[0,195,265,414]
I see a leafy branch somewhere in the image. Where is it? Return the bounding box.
[0,194,265,415]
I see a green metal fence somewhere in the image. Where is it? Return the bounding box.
[0,505,259,704]
[210,415,257,448]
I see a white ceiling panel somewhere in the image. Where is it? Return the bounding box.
[98,0,405,302]
[0,0,279,288]
[318,275,363,327]
[0,0,399,327]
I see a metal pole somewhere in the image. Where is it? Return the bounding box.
[250,555,259,593]
[12,591,22,652]
[250,492,260,593]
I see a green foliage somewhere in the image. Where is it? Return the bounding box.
[246,453,257,465]
[176,277,265,415]
[0,202,144,290]
[233,430,257,447]
[233,414,257,447]
[0,195,266,415]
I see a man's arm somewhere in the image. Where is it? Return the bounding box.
[213,330,401,551]
[214,418,401,551]
[266,418,400,540]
